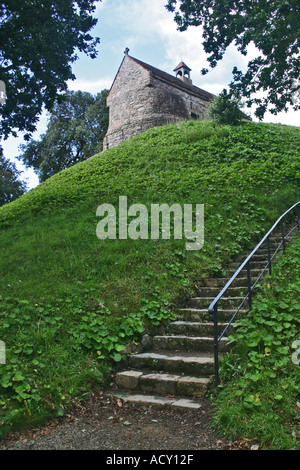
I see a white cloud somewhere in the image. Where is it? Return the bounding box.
[67,77,112,94]
[262,109,300,126]
[96,0,260,94]
[95,0,107,11]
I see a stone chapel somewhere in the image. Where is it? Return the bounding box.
[103,49,214,150]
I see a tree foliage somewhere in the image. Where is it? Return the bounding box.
[166,0,300,119]
[208,90,249,125]
[0,150,26,206]
[0,0,101,141]
[18,89,109,182]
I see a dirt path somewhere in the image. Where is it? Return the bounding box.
[0,392,234,451]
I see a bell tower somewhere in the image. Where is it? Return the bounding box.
[174,61,192,85]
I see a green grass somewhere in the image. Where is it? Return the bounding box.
[0,120,299,437]
[212,236,300,450]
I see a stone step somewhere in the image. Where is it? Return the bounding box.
[269,235,294,244]
[153,335,229,353]
[228,260,267,270]
[107,391,204,410]
[175,307,247,322]
[167,320,232,337]
[261,239,288,247]
[249,242,292,257]
[194,286,247,297]
[115,370,210,398]
[226,268,264,278]
[248,253,270,260]
[201,277,249,288]
[128,352,214,377]
[188,296,244,309]
[255,248,280,255]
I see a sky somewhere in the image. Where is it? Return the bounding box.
[2,0,300,190]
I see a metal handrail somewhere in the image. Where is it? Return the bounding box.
[208,201,300,386]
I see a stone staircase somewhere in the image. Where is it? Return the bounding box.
[108,230,294,410]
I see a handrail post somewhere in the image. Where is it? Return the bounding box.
[213,304,220,387]
[296,205,300,232]
[267,235,272,275]
[281,219,286,252]
[246,261,252,310]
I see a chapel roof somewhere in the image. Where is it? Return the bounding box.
[128,55,214,102]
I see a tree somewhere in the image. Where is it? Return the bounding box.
[208,90,249,125]
[0,150,26,206]
[165,0,300,119]
[18,89,109,182]
[0,0,101,141]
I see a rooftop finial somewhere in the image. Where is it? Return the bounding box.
[124,47,130,55]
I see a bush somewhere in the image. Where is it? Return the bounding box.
[209,89,250,125]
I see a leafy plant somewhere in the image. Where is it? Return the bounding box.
[213,237,300,449]
[208,89,249,126]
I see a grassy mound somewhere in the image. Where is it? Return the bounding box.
[0,120,299,436]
